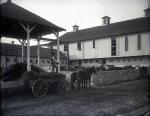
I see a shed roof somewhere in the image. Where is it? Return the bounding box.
[60,17,150,43]
[0,1,65,39]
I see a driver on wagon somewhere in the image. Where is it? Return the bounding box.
[51,52,59,73]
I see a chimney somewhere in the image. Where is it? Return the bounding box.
[72,25,79,32]
[102,16,111,26]
[144,0,150,17]
[11,41,14,44]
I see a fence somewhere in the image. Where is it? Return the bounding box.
[92,69,140,86]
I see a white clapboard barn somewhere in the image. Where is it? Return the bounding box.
[54,6,150,68]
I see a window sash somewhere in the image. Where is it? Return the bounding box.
[64,44,68,51]
[77,42,81,50]
[137,34,141,50]
[125,35,128,51]
[93,40,95,48]
[111,37,116,56]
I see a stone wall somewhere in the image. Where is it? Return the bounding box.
[92,69,140,86]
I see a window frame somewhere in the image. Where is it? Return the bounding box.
[137,33,141,50]
[77,42,81,50]
[111,37,116,56]
[125,35,128,51]
[64,44,68,51]
[93,40,95,48]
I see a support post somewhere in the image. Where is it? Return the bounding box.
[49,43,52,70]
[18,39,26,62]
[37,37,40,67]
[56,32,60,72]
[16,50,18,63]
[5,50,8,70]
[21,45,24,62]
[67,43,70,71]
[27,25,31,71]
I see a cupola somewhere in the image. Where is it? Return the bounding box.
[72,25,79,32]
[102,16,111,26]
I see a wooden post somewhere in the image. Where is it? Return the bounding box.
[67,43,70,71]
[18,39,26,62]
[16,50,18,63]
[21,45,24,62]
[56,32,60,72]
[26,25,31,71]
[37,37,40,67]
[5,50,8,70]
[50,43,53,70]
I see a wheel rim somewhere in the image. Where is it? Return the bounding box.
[32,79,48,97]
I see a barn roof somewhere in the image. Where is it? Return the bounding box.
[0,43,66,59]
[60,17,150,43]
[0,1,65,39]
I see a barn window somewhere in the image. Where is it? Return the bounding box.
[64,44,68,51]
[125,35,128,51]
[111,37,116,56]
[77,42,81,50]
[137,33,141,50]
[93,40,95,48]
[42,60,45,63]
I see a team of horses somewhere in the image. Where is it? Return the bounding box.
[71,66,96,90]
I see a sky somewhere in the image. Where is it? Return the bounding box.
[1,0,149,45]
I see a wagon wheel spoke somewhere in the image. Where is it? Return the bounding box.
[32,79,48,97]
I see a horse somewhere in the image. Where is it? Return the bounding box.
[71,66,96,90]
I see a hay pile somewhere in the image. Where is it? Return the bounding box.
[1,63,45,81]
[93,69,140,86]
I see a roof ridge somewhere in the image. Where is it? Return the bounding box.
[67,17,148,33]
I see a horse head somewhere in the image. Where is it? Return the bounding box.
[84,66,96,75]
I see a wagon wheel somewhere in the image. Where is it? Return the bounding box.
[32,79,48,97]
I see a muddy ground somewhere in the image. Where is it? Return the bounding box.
[1,78,150,116]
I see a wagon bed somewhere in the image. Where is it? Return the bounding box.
[1,63,67,97]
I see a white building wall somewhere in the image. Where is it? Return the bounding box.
[54,32,150,67]
[97,38,111,58]
[84,40,97,59]
[69,42,84,59]
[59,32,150,60]
[118,32,150,57]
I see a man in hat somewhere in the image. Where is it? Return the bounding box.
[51,52,59,73]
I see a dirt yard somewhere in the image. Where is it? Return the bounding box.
[1,78,150,116]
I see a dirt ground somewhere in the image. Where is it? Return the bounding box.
[1,78,150,116]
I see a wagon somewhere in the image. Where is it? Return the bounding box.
[1,63,67,97]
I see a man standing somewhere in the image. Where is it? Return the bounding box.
[51,52,59,73]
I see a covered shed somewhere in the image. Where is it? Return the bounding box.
[0,0,66,72]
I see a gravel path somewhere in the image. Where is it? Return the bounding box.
[2,78,150,116]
